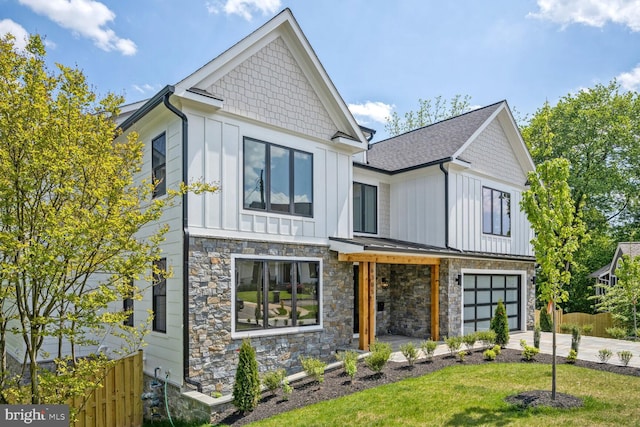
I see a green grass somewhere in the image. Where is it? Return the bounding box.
[245,363,640,426]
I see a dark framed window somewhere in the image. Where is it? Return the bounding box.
[152,258,167,333]
[123,278,134,327]
[243,137,313,217]
[353,182,377,234]
[463,274,521,334]
[152,133,166,198]
[234,258,320,332]
[482,187,510,236]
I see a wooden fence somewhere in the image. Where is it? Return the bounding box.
[534,310,613,337]
[72,350,143,427]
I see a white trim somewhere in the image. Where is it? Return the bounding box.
[230,254,324,340]
[459,268,529,334]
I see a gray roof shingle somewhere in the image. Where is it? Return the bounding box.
[364,101,504,172]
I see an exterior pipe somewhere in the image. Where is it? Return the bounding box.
[439,162,451,250]
[161,92,203,393]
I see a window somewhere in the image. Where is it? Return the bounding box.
[463,274,521,334]
[243,138,313,216]
[482,187,510,236]
[152,133,166,198]
[353,182,377,234]
[123,277,134,327]
[234,258,320,332]
[152,258,166,333]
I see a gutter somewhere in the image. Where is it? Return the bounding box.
[161,93,204,393]
[439,160,453,250]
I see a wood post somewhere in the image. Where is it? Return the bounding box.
[358,261,376,350]
[431,264,440,341]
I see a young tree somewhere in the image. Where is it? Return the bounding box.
[385,94,472,136]
[233,339,260,413]
[596,254,640,337]
[0,34,215,407]
[490,300,509,347]
[521,157,588,400]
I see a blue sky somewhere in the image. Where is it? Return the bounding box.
[2,0,640,141]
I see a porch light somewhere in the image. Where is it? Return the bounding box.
[380,277,389,289]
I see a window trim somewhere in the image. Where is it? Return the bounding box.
[231,255,323,339]
[353,182,378,234]
[243,137,314,217]
[152,258,167,333]
[152,132,166,198]
[482,186,511,237]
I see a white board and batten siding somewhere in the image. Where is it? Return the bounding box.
[186,111,354,243]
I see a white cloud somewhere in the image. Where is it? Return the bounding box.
[617,65,640,90]
[530,0,640,31]
[18,0,137,55]
[348,101,394,124]
[205,0,281,21]
[132,83,157,94]
[0,19,30,51]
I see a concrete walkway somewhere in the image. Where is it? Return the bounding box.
[381,332,640,367]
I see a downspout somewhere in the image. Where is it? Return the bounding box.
[162,92,203,392]
[439,162,451,250]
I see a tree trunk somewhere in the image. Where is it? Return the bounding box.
[551,301,557,400]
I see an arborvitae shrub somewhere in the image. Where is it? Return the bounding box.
[233,339,261,413]
[571,326,581,353]
[490,300,509,347]
[533,324,541,349]
[540,308,553,332]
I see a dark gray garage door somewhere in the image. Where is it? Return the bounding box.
[463,274,521,335]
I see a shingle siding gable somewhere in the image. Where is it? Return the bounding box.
[206,36,336,140]
[460,120,526,184]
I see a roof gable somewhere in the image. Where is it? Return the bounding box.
[174,8,366,149]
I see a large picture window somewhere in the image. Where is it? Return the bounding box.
[482,187,510,236]
[152,258,166,333]
[234,258,320,332]
[243,138,313,216]
[353,182,377,234]
[152,133,166,198]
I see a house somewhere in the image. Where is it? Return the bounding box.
[4,8,536,420]
[592,242,640,295]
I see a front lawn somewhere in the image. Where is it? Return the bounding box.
[244,363,640,426]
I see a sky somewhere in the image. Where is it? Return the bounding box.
[2,0,640,141]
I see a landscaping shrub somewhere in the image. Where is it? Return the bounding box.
[262,369,286,396]
[571,326,581,354]
[282,378,292,401]
[336,350,358,381]
[520,339,539,361]
[606,327,627,340]
[597,348,613,363]
[400,342,419,367]
[490,300,509,347]
[300,356,326,384]
[560,323,577,334]
[476,330,497,349]
[232,339,261,413]
[581,324,593,336]
[365,340,392,373]
[457,350,467,362]
[567,349,578,364]
[420,340,438,361]
[445,336,463,357]
[462,333,477,352]
[618,350,633,366]
[540,308,552,332]
[492,344,501,356]
[483,349,496,361]
[533,324,541,349]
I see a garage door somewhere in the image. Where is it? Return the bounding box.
[463,274,521,335]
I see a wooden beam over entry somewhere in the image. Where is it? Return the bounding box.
[339,253,440,265]
[431,264,440,341]
[358,261,376,351]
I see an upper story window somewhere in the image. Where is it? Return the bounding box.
[353,182,377,234]
[482,187,511,237]
[243,137,313,217]
[152,258,167,333]
[234,258,320,334]
[123,279,134,327]
[152,133,166,198]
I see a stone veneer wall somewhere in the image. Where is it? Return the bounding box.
[388,265,432,339]
[186,237,353,396]
[438,258,536,337]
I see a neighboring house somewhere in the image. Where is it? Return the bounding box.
[4,8,537,419]
[592,242,640,295]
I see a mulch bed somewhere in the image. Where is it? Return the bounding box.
[214,348,640,426]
